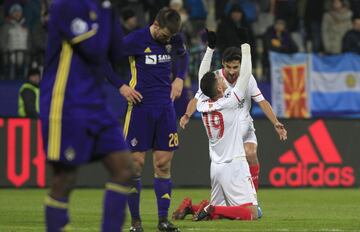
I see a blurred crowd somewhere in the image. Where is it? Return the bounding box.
[0,0,359,82]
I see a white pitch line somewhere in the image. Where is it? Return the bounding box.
[2,226,359,232]
[184,228,360,232]
[0,226,98,232]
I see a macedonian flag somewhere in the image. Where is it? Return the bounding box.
[282,65,310,118]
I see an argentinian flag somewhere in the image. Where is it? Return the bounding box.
[310,53,360,114]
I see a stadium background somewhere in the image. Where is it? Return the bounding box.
[1,0,360,231]
[1,0,359,188]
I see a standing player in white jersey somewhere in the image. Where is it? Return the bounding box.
[190,29,258,221]
[179,35,287,193]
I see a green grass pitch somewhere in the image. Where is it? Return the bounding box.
[1,188,360,231]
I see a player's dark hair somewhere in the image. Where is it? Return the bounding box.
[352,14,360,22]
[222,47,242,63]
[200,72,218,99]
[155,7,181,34]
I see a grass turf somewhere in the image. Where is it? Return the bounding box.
[0,188,360,231]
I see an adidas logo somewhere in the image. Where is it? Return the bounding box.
[144,47,152,53]
[269,120,355,187]
[161,193,171,200]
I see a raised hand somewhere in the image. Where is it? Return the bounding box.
[237,27,250,45]
[206,29,217,49]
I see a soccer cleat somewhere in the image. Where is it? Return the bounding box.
[130,226,144,232]
[129,220,144,232]
[157,221,180,232]
[194,199,209,215]
[172,197,193,220]
[257,206,262,219]
[192,200,210,221]
[193,204,214,221]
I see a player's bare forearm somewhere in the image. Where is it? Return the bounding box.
[185,98,198,117]
[259,100,287,140]
[179,98,198,129]
[258,100,279,125]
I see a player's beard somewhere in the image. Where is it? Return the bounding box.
[227,73,239,82]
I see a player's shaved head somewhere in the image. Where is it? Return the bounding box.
[201,72,218,99]
[155,7,181,34]
[222,47,242,63]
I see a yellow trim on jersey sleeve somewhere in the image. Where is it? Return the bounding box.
[48,42,73,161]
[70,28,97,44]
[44,196,68,209]
[123,56,137,139]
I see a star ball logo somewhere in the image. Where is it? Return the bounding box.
[269,120,355,187]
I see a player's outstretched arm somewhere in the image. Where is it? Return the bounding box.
[179,98,198,129]
[234,28,252,96]
[258,100,287,140]
[198,29,216,86]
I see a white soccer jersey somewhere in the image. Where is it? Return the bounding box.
[197,44,252,164]
[195,51,265,122]
[197,92,247,163]
[219,71,264,119]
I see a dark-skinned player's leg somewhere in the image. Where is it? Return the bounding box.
[128,152,146,232]
[102,151,134,231]
[45,164,77,231]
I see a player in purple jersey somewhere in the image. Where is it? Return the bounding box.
[40,0,142,231]
[122,7,189,232]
